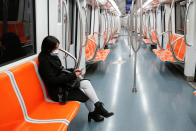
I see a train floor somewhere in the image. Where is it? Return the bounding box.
[68,33,196,131]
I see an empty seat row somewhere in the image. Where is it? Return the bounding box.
[153,34,186,62]
[143,30,157,45]
[85,35,110,63]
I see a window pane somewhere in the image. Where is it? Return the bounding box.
[175,1,186,35]
[0,0,36,66]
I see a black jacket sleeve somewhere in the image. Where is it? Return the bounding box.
[39,59,77,86]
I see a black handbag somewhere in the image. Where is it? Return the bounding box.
[68,78,81,89]
[57,86,68,105]
[62,69,81,89]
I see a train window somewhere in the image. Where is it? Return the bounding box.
[175,1,186,35]
[0,0,36,66]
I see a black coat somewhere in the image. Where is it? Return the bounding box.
[38,52,88,102]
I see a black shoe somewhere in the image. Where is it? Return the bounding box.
[94,102,114,118]
[88,112,104,122]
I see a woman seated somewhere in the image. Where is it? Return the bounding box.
[38,36,113,122]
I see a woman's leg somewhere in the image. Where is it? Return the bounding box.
[80,80,113,119]
[85,99,95,112]
[79,80,99,104]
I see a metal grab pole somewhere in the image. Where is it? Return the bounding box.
[59,48,83,79]
[59,48,77,69]
[76,0,84,68]
[129,0,143,93]
[132,49,137,93]
[64,0,71,52]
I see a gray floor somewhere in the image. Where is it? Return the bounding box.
[68,33,196,131]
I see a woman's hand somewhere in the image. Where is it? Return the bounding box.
[74,69,82,72]
[74,69,82,77]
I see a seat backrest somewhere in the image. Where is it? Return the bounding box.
[151,30,157,43]
[0,72,24,130]
[166,34,186,60]
[173,34,186,60]
[9,62,45,114]
[85,35,97,60]
[33,57,39,66]
[178,38,186,60]
[166,34,175,50]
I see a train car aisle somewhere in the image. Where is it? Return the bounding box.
[68,31,196,131]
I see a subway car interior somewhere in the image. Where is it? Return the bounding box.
[0,0,196,130]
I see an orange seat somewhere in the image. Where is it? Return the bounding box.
[153,34,186,62]
[9,62,80,127]
[143,30,157,44]
[108,38,116,44]
[85,35,110,62]
[100,32,109,49]
[194,91,196,96]
[0,72,67,131]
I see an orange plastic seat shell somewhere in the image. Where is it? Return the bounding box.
[194,91,196,96]
[153,34,186,62]
[143,38,153,44]
[85,35,110,62]
[9,62,80,122]
[143,30,157,44]
[0,72,67,131]
[109,39,116,44]
[93,49,110,61]
[15,122,67,131]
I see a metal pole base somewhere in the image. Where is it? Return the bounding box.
[132,87,137,93]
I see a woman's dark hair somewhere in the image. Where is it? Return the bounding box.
[41,36,60,54]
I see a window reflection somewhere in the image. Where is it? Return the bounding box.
[175,1,186,35]
[0,0,36,66]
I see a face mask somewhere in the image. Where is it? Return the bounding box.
[51,49,59,56]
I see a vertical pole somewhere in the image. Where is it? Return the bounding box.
[131,0,143,93]
[132,51,137,93]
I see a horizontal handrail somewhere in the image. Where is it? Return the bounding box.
[59,48,77,69]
